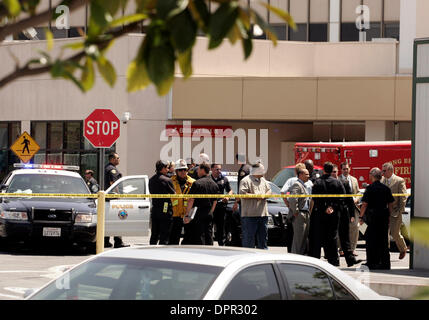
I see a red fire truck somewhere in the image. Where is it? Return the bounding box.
[294,141,411,188]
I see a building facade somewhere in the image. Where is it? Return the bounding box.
[0,0,426,180]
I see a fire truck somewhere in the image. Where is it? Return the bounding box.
[294,141,411,189]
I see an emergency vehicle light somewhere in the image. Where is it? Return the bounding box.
[13,163,80,171]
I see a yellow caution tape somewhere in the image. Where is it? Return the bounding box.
[0,193,410,199]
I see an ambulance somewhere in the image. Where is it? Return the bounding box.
[294,141,411,188]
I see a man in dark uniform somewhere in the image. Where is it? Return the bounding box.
[188,153,210,180]
[84,169,99,194]
[309,162,347,266]
[149,160,176,245]
[359,167,394,270]
[211,163,233,246]
[104,152,129,248]
[183,162,219,245]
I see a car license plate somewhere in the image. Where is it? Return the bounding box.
[43,227,61,237]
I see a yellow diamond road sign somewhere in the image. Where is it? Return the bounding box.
[11,131,40,163]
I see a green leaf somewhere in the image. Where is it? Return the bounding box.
[166,0,189,20]
[63,69,85,92]
[208,2,239,50]
[411,219,429,246]
[241,28,253,60]
[50,60,65,78]
[156,0,176,19]
[126,60,150,92]
[21,0,40,15]
[259,1,296,30]
[146,43,175,95]
[88,0,111,37]
[96,57,116,87]
[62,42,85,50]
[188,0,210,32]
[81,57,95,91]
[45,28,54,51]
[168,9,197,53]
[3,0,21,16]
[110,13,148,28]
[178,48,192,79]
[251,10,278,46]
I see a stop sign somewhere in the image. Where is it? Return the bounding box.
[84,109,120,148]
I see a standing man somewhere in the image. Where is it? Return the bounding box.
[184,162,219,245]
[169,159,195,245]
[239,162,271,250]
[339,162,360,256]
[188,153,210,180]
[288,168,311,254]
[381,162,408,260]
[104,152,129,248]
[360,168,394,270]
[232,153,251,212]
[305,159,320,183]
[149,160,176,245]
[211,163,233,246]
[84,169,99,194]
[309,162,346,266]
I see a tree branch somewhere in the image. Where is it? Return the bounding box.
[0,21,143,89]
[0,0,89,41]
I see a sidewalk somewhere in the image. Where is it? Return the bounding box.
[121,237,429,300]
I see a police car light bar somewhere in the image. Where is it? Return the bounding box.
[13,163,80,171]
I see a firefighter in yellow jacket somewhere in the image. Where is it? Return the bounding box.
[169,159,195,245]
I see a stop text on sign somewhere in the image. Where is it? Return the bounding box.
[86,120,119,136]
[84,109,120,148]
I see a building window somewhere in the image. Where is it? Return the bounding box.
[365,22,381,41]
[270,24,287,41]
[309,23,328,42]
[289,23,307,41]
[340,23,360,41]
[31,121,115,179]
[0,122,21,181]
[384,22,400,40]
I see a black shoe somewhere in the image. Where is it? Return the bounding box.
[347,258,363,267]
[114,242,130,248]
[104,242,113,248]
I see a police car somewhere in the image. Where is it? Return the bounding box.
[0,164,97,249]
[0,164,151,250]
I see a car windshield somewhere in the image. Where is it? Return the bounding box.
[267,182,285,205]
[7,174,89,194]
[271,168,296,189]
[29,257,223,300]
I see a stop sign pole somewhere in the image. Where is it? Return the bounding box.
[84,109,121,191]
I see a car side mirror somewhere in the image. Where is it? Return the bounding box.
[0,184,7,191]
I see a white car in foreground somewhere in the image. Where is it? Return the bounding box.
[26,246,395,300]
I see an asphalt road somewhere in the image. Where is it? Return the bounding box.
[0,237,410,300]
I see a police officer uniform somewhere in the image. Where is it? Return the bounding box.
[361,181,394,270]
[309,174,346,266]
[104,162,126,248]
[185,174,219,245]
[149,169,175,245]
[211,172,232,246]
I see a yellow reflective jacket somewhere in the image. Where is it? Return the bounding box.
[171,175,195,218]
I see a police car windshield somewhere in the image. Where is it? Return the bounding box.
[8,174,89,194]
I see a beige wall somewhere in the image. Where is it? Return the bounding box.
[172,76,412,122]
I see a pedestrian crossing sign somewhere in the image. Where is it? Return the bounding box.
[10,131,40,163]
